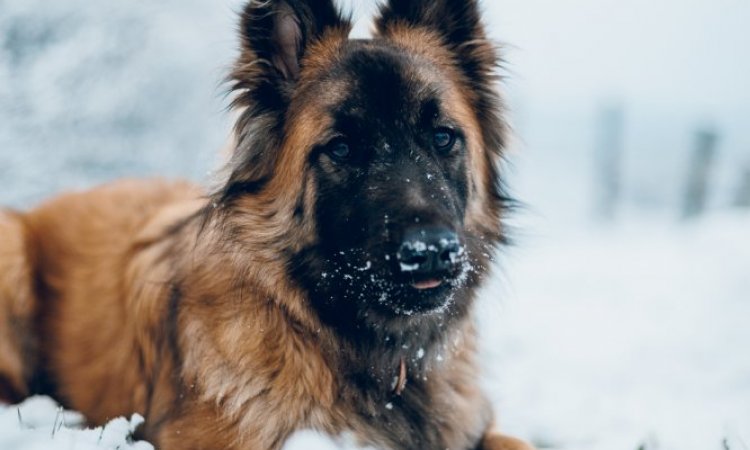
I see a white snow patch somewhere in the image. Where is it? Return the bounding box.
[0,396,152,450]
[399,262,420,272]
[282,431,378,450]
[401,241,427,252]
[479,212,750,450]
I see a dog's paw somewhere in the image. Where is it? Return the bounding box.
[480,433,536,450]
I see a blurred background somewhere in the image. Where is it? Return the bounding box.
[1,0,748,449]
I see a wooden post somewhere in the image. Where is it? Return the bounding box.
[594,104,624,221]
[734,164,750,209]
[682,129,718,219]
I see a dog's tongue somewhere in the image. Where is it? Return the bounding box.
[413,279,443,290]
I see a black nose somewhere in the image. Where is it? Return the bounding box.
[397,227,462,276]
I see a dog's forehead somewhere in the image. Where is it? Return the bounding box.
[308,39,449,123]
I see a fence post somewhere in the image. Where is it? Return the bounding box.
[734,164,750,209]
[594,104,624,221]
[682,128,718,219]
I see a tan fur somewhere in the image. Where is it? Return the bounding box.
[482,434,537,450]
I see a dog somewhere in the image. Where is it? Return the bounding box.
[0,1,534,449]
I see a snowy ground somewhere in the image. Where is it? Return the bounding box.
[1,0,749,449]
[480,212,750,450]
[0,397,150,450]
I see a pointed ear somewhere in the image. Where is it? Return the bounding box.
[375,0,497,83]
[218,1,349,204]
[238,0,349,82]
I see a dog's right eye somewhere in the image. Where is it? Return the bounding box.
[326,139,351,162]
[433,128,456,154]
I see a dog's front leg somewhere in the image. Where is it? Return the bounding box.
[478,428,536,450]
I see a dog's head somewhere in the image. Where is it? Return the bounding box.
[216,0,507,328]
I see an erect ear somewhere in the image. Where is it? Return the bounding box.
[238,0,349,82]
[218,1,349,204]
[374,0,497,84]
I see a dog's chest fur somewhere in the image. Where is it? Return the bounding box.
[339,357,491,450]
[170,264,489,450]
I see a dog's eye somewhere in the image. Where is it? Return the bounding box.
[327,140,351,162]
[433,128,456,153]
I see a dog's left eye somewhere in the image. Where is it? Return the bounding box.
[433,128,456,153]
[326,139,351,162]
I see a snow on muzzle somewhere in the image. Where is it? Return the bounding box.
[396,227,464,289]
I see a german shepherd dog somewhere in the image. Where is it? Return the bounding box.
[0,0,533,449]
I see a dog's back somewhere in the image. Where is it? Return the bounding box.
[0,179,201,422]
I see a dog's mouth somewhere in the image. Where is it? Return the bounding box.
[391,268,462,310]
[412,278,443,290]
[406,270,457,291]
[397,253,467,294]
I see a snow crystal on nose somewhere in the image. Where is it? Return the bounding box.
[450,247,466,264]
[400,261,420,272]
[398,241,428,272]
[401,241,427,252]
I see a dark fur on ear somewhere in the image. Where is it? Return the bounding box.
[376,0,510,223]
[217,0,351,204]
[239,0,349,82]
[376,0,495,86]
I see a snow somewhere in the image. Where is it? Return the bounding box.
[283,431,379,450]
[478,212,750,449]
[399,261,421,272]
[0,397,152,450]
